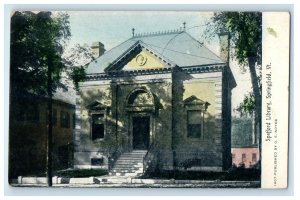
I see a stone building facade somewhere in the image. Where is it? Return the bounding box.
[74,30,236,172]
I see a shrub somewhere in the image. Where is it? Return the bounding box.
[54,169,108,178]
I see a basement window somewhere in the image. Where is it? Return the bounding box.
[91,114,105,140]
[91,158,104,166]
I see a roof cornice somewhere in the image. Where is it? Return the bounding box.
[181,64,225,73]
[85,64,226,81]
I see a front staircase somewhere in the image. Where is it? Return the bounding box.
[109,150,147,177]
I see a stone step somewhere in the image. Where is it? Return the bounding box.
[122,152,146,155]
[114,164,142,168]
[114,163,144,168]
[131,150,147,153]
[116,158,144,161]
[109,150,147,178]
[112,165,143,169]
[109,172,143,176]
[120,155,145,158]
[111,169,143,173]
[113,164,143,168]
[114,160,143,164]
[111,168,143,172]
[115,160,142,163]
[118,155,145,158]
[120,152,145,155]
[115,164,142,167]
[119,158,144,160]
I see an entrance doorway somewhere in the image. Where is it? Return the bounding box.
[132,116,150,150]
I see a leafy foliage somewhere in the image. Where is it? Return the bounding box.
[54,169,108,178]
[207,12,262,119]
[235,93,256,117]
[209,12,262,66]
[62,44,94,91]
[10,11,71,97]
[10,11,91,97]
[70,66,86,91]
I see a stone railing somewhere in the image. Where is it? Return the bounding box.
[108,150,121,171]
[143,143,157,174]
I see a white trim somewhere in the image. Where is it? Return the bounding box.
[186,71,222,79]
[80,80,111,87]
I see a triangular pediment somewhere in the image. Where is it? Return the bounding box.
[123,50,166,70]
[104,41,176,72]
[86,100,109,110]
[183,95,210,106]
[183,95,210,111]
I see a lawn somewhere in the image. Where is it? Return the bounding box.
[141,168,261,181]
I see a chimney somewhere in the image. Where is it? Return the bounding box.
[91,42,105,58]
[218,32,230,63]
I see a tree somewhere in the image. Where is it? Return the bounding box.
[207,12,262,164]
[10,11,91,186]
[10,11,70,97]
[10,11,91,96]
[235,92,256,118]
[62,44,94,90]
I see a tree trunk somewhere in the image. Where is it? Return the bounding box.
[248,57,262,167]
[47,59,53,186]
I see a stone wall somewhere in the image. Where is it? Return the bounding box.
[74,83,112,169]
[172,71,224,171]
[74,68,233,172]
[74,74,174,170]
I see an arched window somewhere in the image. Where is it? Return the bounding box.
[126,88,156,112]
[127,88,154,106]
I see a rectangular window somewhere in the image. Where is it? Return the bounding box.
[91,158,104,166]
[232,153,235,160]
[53,109,57,126]
[242,153,246,163]
[60,111,70,128]
[92,114,105,140]
[187,110,202,138]
[252,153,257,162]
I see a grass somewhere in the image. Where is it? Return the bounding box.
[141,168,261,181]
[53,168,108,178]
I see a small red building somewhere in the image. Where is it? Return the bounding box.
[231,147,259,168]
[231,117,259,168]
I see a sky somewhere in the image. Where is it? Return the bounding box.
[66,11,217,51]
[65,11,252,112]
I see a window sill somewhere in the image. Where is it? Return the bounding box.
[91,138,105,143]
